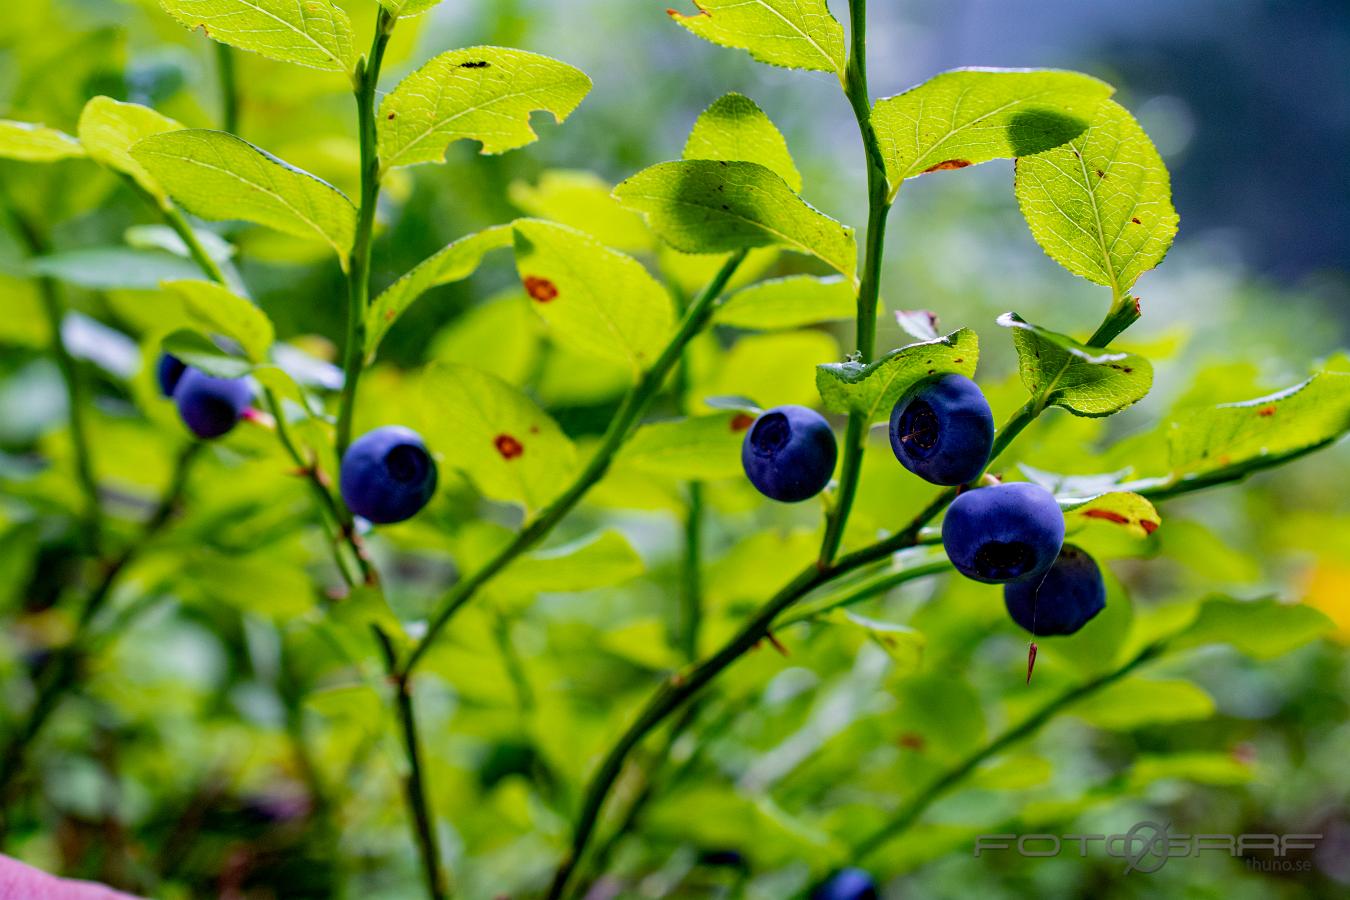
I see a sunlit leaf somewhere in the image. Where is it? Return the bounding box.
[378,47,591,168]
[684,92,801,192]
[1059,491,1160,540]
[0,120,84,161]
[619,412,749,481]
[1000,312,1151,416]
[77,97,185,200]
[162,279,275,362]
[509,170,652,253]
[714,275,856,330]
[667,0,846,79]
[157,0,357,73]
[816,328,978,423]
[494,530,644,595]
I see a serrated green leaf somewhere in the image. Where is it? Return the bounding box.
[872,68,1113,192]
[815,328,978,423]
[0,120,85,161]
[714,275,856,330]
[420,362,577,512]
[512,219,675,374]
[366,225,513,359]
[1015,99,1178,293]
[619,412,749,481]
[77,97,185,200]
[30,248,201,290]
[1000,312,1152,416]
[1173,597,1333,660]
[509,170,652,253]
[132,130,356,259]
[494,530,644,595]
[614,159,856,279]
[157,0,356,73]
[684,92,801,192]
[163,279,274,362]
[1072,676,1214,729]
[1060,491,1160,539]
[668,0,846,79]
[1164,372,1350,480]
[378,46,591,169]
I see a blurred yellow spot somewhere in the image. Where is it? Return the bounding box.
[1303,561,1350,643]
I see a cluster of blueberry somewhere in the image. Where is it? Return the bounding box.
[741,375,1106,638]
[157,354,438,526]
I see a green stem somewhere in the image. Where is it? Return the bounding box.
[401,250,747,676]
[5,205,102,552]
[215,43,240,134]
[0,441,201,841]
[854,642,1166,859]
[818,0,892,567]
[679,483,704,661]
[336,8,395,459]
[1086,291,1140,348]
[775,558,953,629]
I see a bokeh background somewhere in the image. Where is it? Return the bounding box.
[1,1,1348,897]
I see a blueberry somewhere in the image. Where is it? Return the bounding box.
[941,482,1065,583]
[812,868,879,900]
[157,353,188,397]
[741,405,838,503]
[1004,544,1106,636]
[889,373,994,485]
[174,368,253,439]
[340,426,438,524]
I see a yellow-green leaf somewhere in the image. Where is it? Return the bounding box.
[77,97,185,200]
[131,129,356,259]
[714,275,856,330]
[1060,491,1160,540]
[684,92,801,192]
[378,46,591,169]
[509,170,652,253]
[1015,99,1178,293]
[162,279,274,363]
[157,0,356,73]
[668,0,846,80]
[815,328,978,423]
[0,120,84,162]
[1000,312,1152,417]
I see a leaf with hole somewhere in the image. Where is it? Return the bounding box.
[378,47,591,169]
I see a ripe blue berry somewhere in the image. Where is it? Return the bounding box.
[942,482,1065,583]
[741,405,838,503]
[174,369,253,439]
[889,373,993,485]
[340,426,438,525]
[1004,544,1106,636]
[157,353,187,397]
[812,868,878,900]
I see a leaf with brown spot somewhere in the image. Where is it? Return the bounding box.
[1060,491,1161,540]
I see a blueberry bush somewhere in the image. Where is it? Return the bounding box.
[1,1,1348,898]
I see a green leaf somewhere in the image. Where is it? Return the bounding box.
[29,248,201,290]
[1163,372,1350,481]
[162,279,275,363]
[378,47,591,169]
[420,362,577,512]
[511,219,675,374]
[619,412,750,481]
[1126,753,1254,790]
[366,225,513,359]
[1000,312,1152,417]
[332,584,405,641]
[77,97,185,200]
[1060,491,1160,540]
[1071,676,1215,730]
[1174,596,1333,660]
[509,170,652,253]
[815,328,978,423]
[160,330,253,378]
[1014,99,1178,293]
[614,159,856,279]
[871,68,1113,192]
[131,129,356,259]
[714,275,856,330]
[0,120,85,161]
[828,609,925,670]
[377,0,442,17]
[667,0,846,79]
[494,530,644,595]
[684,92,801,192]
[157,0,356,73]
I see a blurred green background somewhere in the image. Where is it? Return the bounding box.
[1,1,1348,898]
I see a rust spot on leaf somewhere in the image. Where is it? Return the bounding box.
[1131,216,1142,224]
[898,733,925,751]
[523,275,558,303]
[730,412,754,432]
[1083,508,1131,526]
[384,309,396,321]
[387,112,396,120]
[922,159,972,173]
[667,5,711,19]
[494,434,524,460]
[1257,404,1277,417]
[1141,519,1159,536]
